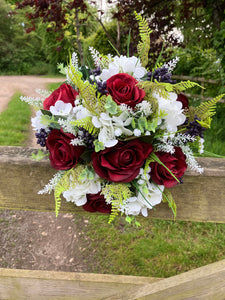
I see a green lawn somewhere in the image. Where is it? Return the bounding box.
[75,215,225,278]
[0,92,31,146]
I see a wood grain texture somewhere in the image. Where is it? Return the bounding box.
[0,146,225,223]
[0,268,161,300]
[108,259,225,299]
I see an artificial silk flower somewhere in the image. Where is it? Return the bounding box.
[50,100,73,116]
[100,56,147,81]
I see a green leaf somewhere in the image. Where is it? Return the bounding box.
[147,118,158,133]
[104,95,118,115]
[41,109,52,117]
[162,189,177,220]
[131,118,136,129]
[41,114,54,126]
[94,140,105,152]
[138,117,148,130]
[125,216,133,224]
[31,149,48,161]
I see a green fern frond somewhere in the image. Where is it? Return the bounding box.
[138,81,169,102]
[162,188,177,220]
[54,165,86,217]
[68,61,99,115]
[195,94,225,120]
[102,183,132,224]
[170,80,204,94]
[97,94,108,114]
[71,116,99,136]
[134,11,152,67]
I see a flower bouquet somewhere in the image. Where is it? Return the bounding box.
[22,13,223,225]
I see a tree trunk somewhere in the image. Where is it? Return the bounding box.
[117,19,120,52]
[96,17,119,53]
[75,8,83,65]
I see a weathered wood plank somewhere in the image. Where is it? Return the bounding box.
[0,268,161,300]
[108,259,225,299]
[1,146,225,223]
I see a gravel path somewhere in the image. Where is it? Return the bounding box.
[0,75,90,274]
[0,75,63,114]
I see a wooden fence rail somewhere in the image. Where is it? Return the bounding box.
[0,146,225,299]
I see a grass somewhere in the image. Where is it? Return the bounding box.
[0,92,31,146]
[76,215,225,278]
[204,103,225,156]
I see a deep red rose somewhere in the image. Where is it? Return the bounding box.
[83,192,111,213]
[46,129,85,170]
[177,93,189,109]
[106,73,145,108]
[92,139,153,183]
[43,83,79,110]
[150,147,187,188]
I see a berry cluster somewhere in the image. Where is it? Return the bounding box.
[78,127,96,150]
[90,66,101,77]
[35,129,48,147]
[96,81,108,95]
[185,116,206,138]
[146,67,176,84]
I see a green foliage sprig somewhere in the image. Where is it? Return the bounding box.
[54,164,85,217]
[134,11,152,67]
[71,116,99,136]
[68,61,99,115]
[186,94,225,127]
[102,183,132,224]
[162,188,177,220]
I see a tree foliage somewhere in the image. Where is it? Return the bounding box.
[0,0,48,74]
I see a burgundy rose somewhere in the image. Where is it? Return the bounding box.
[83,192,111,213]
[43,83,79,110]
[46,129,85,170]
[150,147,187,188]
[177,93,189,109]
[106,73,145,108]
[92,139,153,183]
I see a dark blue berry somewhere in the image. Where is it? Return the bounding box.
[78,127,96,150]
[147,67,176,84]
[35,128,48,147]
[185,116,206,138]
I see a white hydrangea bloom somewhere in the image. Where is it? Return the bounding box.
[92,111,133,148]
[100,56,147,81]
[63,176,101,206]
[73,105,92,120]
[154,92,186,135]
[31,110,49,132]
[50,100,73,116]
